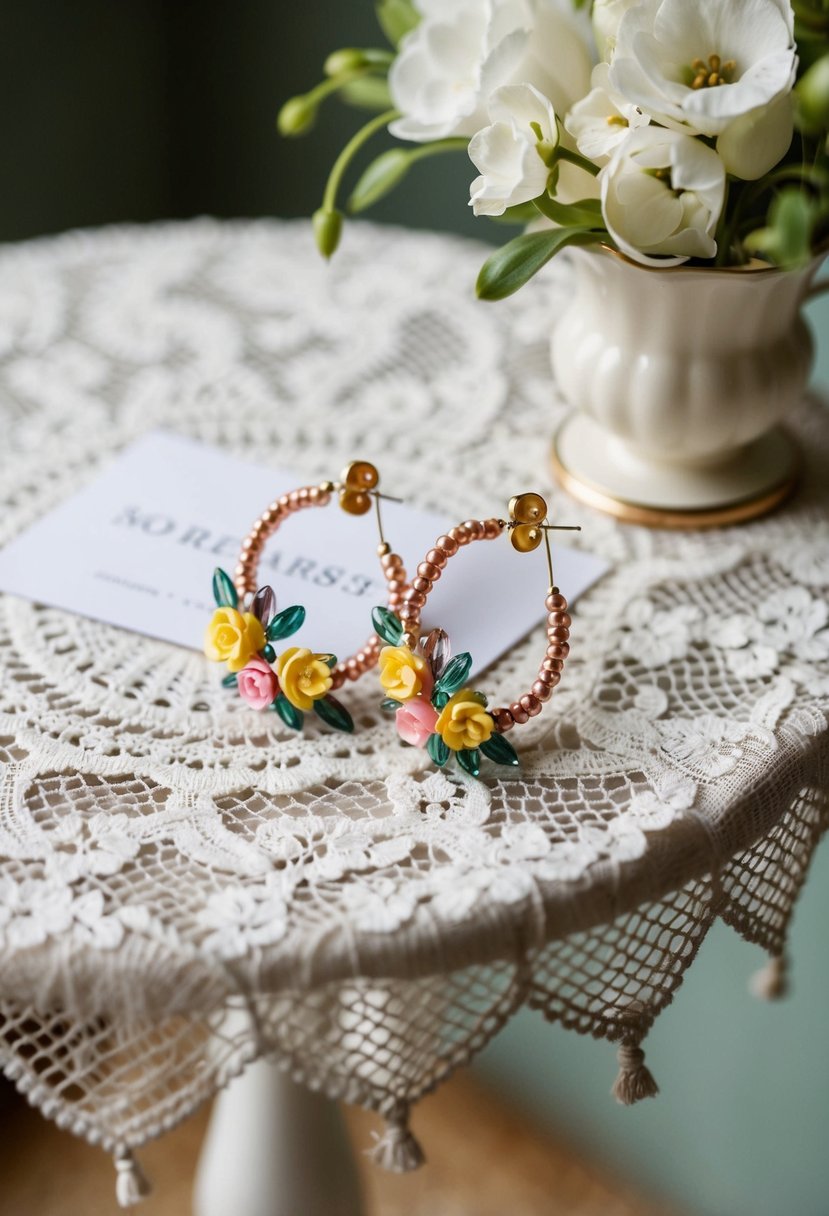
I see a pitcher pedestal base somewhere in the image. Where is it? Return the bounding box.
[552,413,799,529]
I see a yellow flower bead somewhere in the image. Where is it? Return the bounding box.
[205,608,266,673]
[378,645,430,703]
[276,647,333,710]
[435,689,494,752]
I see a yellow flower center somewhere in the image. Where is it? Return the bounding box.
[276,647,333,710]
[205,608,265,672]
[435,688,494,752]
[689,54,736,90]
[378,645,428,703]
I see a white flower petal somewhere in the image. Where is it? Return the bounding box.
[391,0,590,144]
[717,90,794,179]
[601,127,725,267]
[610,0,797,137]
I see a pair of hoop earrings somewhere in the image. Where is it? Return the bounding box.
[203,462,578,774]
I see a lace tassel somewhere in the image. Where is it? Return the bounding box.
[612,1043,659,1106]
[368,1105,425,1173]
[750,952,789,1001]
[114,1149,152,1207]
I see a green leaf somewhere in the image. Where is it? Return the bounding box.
[318,653,337,668]
[372,605,404,646]
[382,698,402,712]
[349,138,469,212]
[486,201,542,226]
[212,568,238,609]
[426,734,450,767]
[261,644,276,663]
[457,748,481,778]
[434,652,472,698]
[267,605,307,640]
[272,694,304,731]
[432,690,450,710]
[314,695,354,733]
[476,228,606,301]
[340,76,394,112]
[375,0,419,46]
[533,194,605,229]
[745,188,818,269]
[349,148,412,212]
[480,732,520,767]
[221,672,238,688]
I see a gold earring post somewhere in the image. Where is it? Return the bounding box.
[370,489,402,551]
[540,523,581,591]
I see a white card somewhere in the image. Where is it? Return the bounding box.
[0,432,607,676]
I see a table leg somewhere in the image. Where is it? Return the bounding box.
[192,1060,365,1216]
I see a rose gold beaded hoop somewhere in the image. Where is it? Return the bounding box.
[203,461,408,734]
[372,493,579,774]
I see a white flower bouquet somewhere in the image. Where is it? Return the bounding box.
[280,0,829,298]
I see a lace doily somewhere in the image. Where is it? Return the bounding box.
[0,219,827,1195]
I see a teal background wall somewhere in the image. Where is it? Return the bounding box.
[477,845,829,1216]
[2,5,828,1214]
[473,282,828,1216]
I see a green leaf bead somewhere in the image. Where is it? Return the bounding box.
[221,672,238,688]
[212,568,238,609]
[457,748,481,778]
[273,694,304,731]
[432,691,450,710]
[267,605,307,640]
[313,695,354,733]
[261,644,276,663]
[319,654,337,668]
[480,732,520,767]
[434,652,472,698]
[371,605,404,646]
[426,734,450,767]
[382,698,402,712]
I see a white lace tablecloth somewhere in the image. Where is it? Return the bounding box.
[1,219,827,1193]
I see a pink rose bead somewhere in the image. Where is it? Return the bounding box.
[238,656,279,710]
[396,699,439,748]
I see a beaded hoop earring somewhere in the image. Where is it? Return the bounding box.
[204,461,408,734]
[371,493,579,774]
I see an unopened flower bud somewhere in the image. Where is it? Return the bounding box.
[324,48,368,76]
[796,55,829,136]
[277,94,317,137]
[313,208,343,259]
[324,47,393,76]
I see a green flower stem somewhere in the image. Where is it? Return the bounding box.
[405,137,470,164]
[322,109,401,214]
[306,67,387,110]
[793,0,829,33]
[723,162,829,264]
[714,179,732,267]
[746,162,829,198]
[553,146,601,177]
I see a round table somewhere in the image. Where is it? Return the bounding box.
[0,219,827,1211]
